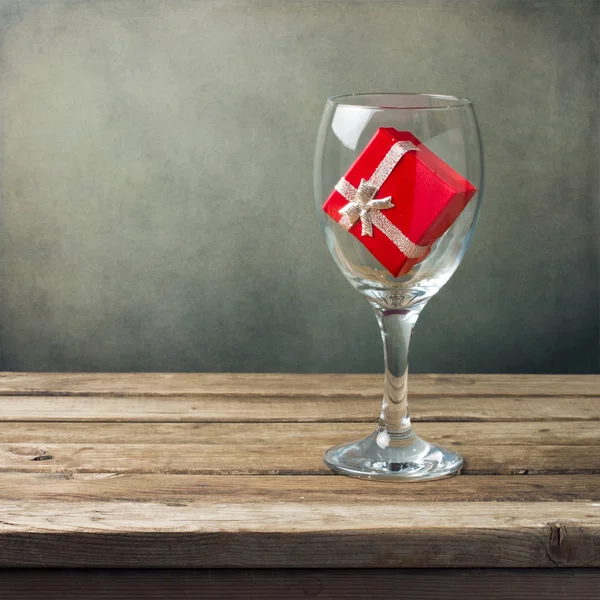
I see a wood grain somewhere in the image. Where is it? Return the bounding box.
[1,395,600,422]
[0,501,599,567]
[1,373,599,397]
[0,421,598,445]
[0,373,599,573]
[0,442,599,475]
[0,473,597,503]
[2,569,600,600]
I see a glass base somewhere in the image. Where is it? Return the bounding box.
[323,429,463,482]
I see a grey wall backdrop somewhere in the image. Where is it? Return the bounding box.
[0,0,598,373]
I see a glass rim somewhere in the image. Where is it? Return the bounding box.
[327,93,474,110]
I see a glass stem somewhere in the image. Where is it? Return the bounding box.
[375,307,421,441]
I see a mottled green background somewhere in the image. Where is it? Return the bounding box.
[0,0,598,373]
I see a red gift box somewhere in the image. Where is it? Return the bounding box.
[322,128,477,277]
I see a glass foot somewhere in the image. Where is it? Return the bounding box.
[323,429,463,482]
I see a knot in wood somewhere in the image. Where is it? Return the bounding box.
[546,522,570,567]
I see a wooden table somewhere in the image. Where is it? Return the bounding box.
[0,373,599,599]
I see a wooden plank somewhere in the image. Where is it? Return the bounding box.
[0,501,599,567]
[0,373,598,573]
[0,442,598,475]
[1,373,599,398]
[1,395,599,422]
[2,569,600,600]
[0,473,597,503]
[0,421,598,445]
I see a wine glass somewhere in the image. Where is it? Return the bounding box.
[314,93,483,481]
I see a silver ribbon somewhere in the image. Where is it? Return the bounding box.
[335,141,429,260]
[339,179,394,237]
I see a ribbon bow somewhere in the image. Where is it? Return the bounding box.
[338,179,394,237]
